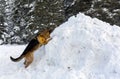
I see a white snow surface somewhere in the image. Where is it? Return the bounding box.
[0,13,120,79]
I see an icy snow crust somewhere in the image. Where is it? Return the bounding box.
[0,13,120,79]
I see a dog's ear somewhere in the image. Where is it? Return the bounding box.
[48,28,54,34]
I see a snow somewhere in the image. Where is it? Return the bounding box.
[0,13,120,79]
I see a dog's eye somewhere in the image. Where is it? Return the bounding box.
[39,37,45,44]
[42,38,44,41]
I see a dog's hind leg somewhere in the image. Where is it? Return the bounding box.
[24,52,34,68]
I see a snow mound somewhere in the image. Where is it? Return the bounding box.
[0,13,120,79]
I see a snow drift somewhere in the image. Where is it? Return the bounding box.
[0,13,120,79]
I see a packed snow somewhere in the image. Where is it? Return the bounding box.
[0,13,120,79]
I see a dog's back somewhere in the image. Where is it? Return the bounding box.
[10,38,39,62]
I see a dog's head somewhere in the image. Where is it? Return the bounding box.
[37,29,51,44]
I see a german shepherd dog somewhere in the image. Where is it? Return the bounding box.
[10,29,52,68]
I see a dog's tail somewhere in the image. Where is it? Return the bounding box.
[10,55,24,62]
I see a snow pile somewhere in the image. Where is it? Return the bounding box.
[0,13,120,79]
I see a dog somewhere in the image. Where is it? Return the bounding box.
[10,29,52,68]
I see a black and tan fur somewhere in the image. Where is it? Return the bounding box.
[10,29,52,68]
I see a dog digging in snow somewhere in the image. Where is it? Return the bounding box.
[10,29,52,68]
